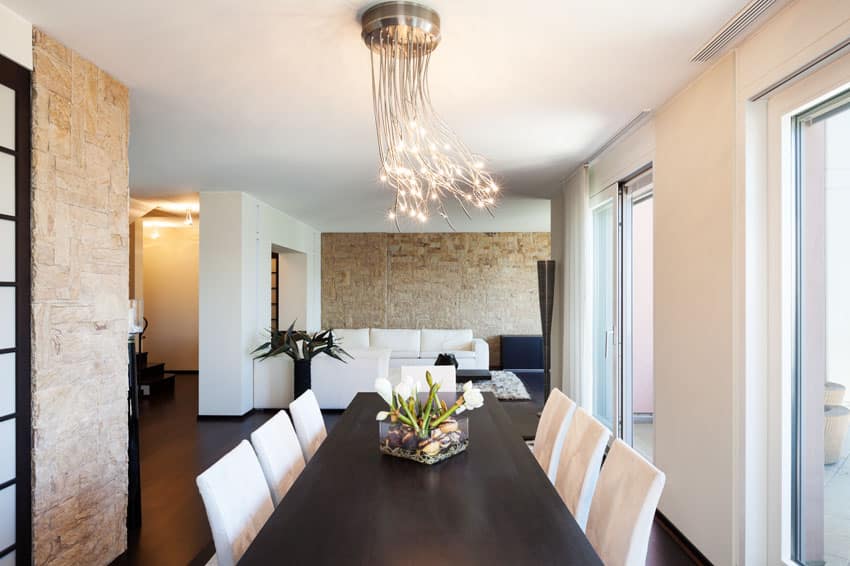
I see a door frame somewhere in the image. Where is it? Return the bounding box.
[0,52,32,564]
[764,50,850,565]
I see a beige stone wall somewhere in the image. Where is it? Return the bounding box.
[322,232,551,367]
[30,29,130,564]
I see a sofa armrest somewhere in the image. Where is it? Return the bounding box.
[472,338,490,370]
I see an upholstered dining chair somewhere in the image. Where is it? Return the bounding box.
[400,365,457,392]
[585,439,666,566]
[532,388,577,482]
[289,389,327,462]
[250,410,306,506]
[553,407,611,530]
[195,440,275,566]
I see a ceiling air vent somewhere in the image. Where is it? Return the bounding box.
[691,0,776,62]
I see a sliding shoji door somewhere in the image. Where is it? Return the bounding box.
[0,53,31,566]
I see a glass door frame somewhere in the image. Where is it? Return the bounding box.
[588,164,653,444]
[790,89,850,564]
[621,167,654,449]
[589,183,621,435]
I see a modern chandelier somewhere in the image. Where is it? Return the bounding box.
[360,1,499,229]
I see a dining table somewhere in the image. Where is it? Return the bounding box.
[239,392,602,565]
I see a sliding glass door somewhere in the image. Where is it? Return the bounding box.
[791,89,850,566]
[590,185,618,432]
[589,169,654,458]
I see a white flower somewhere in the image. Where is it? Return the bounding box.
[395,377,414,400]
[463,381,474,393]
[376,411,390,421]
[375,378,394,407]
[462,387,484,411]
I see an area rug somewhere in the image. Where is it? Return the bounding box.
[472,371,531,401]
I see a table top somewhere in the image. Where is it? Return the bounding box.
[239,392,602,565]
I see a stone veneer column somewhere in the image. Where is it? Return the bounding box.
[30,29,129,564]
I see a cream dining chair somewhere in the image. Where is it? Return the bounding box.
[585,439,666,566]
[553,407,611,530]
[195,440,274,566]
[532,388,577,482]
[250,410,306,506]
[289,389,327,462]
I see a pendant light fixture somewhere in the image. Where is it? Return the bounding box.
[361,1,498,229]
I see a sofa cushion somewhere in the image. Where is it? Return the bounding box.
[420,350,476,360]
[420,329,474,352]
[370,329,421,353]
[331,328,370,350]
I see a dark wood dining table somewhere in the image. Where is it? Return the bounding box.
[239,392,602,565]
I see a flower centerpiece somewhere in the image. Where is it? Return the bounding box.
[375,372,484,465]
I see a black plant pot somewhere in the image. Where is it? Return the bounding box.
[293,359,312,399]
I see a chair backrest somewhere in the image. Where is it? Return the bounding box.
[586,439,666,566]
[533,388,577,481]
[554,408,611,530]
[289,389,327,462]
[195,440,274,566]
[250,410,306,506]
[400,365,457,392]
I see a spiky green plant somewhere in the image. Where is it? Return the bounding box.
[252,321,351,363]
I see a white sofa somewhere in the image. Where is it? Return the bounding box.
[253,328,488,410]
[333,328,489,370]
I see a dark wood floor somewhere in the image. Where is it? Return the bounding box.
[112,373,703,565]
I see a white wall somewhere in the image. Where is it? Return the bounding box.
[0,3,31,70]
[654,54,737,564]
[198,192,320,416]
[143,224,199,371]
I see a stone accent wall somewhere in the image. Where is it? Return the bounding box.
[322,232,551,367]
[30,29,130,564]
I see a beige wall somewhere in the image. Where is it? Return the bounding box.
[142,224,199,370]
[321,232,550,367]
[653,53,737,563]
[31,29,129,564]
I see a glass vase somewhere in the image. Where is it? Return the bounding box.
[379,416,469,465]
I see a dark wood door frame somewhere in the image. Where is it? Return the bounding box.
[0,52,32,565]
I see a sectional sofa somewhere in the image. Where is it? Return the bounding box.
[332,328,489,370]
[253,328,489,409]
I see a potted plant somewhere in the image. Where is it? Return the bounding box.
[375,371,484,464]
[252,322,351,398]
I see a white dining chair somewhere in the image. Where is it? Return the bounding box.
[553,407,611,530]
[400,365,457,392]
[289,389,327,462]
[585,439,666,566]
[250,410,306,506]
[532,388,577,482]
[195,440,274,566]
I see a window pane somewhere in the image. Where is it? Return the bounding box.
[592,200,614,431]
[796,96,850,566]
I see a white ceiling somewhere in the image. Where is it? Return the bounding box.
[9,0,756,232]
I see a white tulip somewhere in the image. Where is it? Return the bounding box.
[376,411,390,421]
[375,378,394,407]
[463,381,473,393]
[462,387,484,411]
[395,379,413,401]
